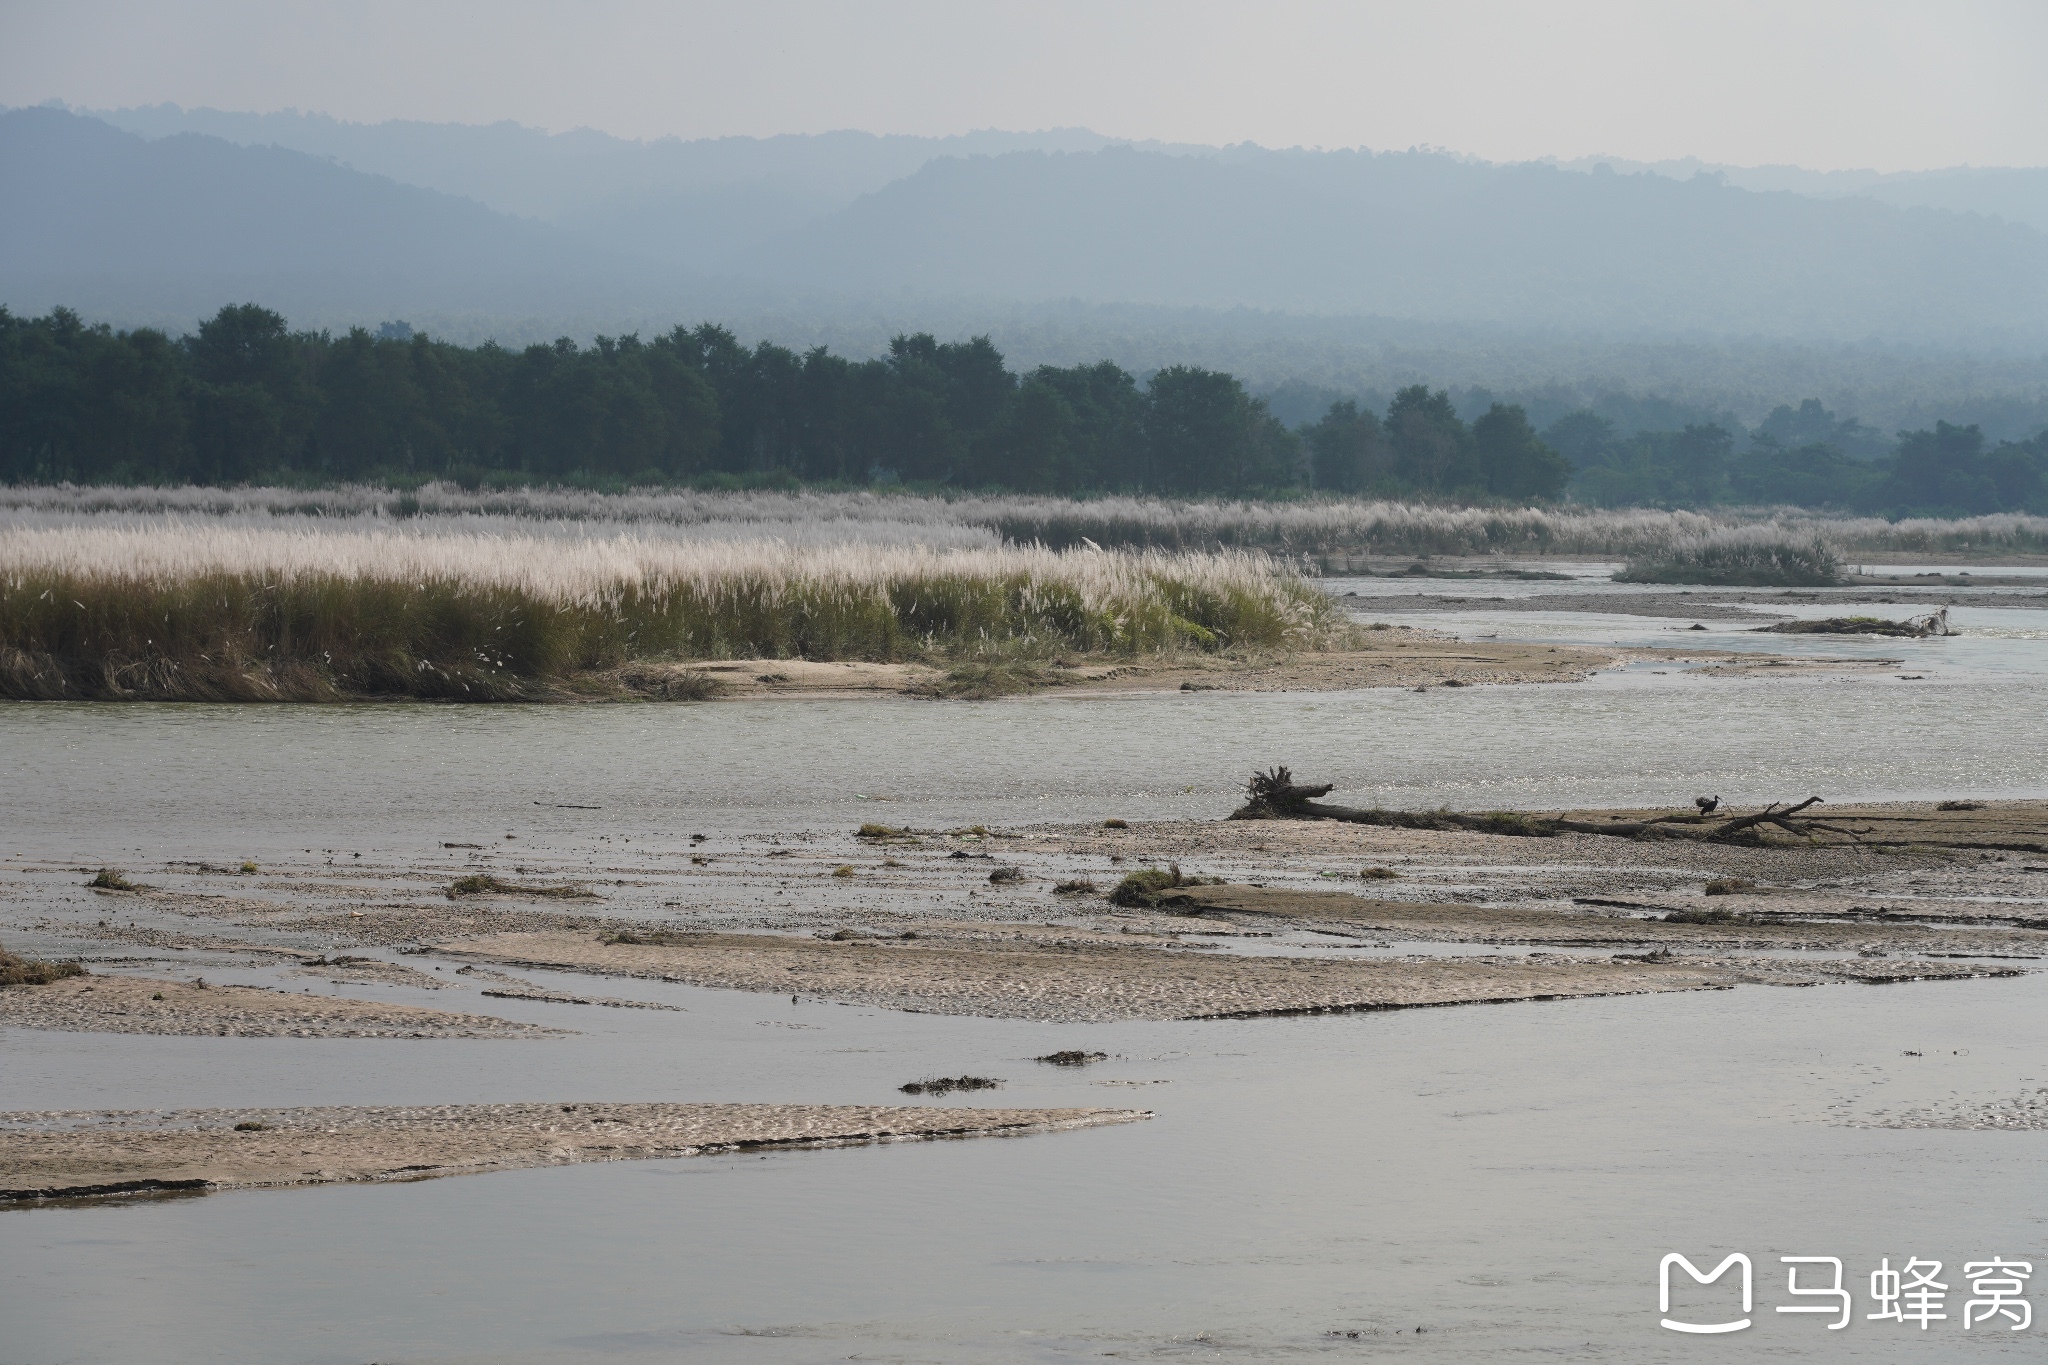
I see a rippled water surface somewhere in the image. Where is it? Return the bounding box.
[5,578,2046,1362]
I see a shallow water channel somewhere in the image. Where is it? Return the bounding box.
[5,579,2047,1362]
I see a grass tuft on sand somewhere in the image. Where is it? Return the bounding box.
[0,945,86,986]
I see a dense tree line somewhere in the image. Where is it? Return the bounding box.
[1547,399,2048,516]
[0,305,1565,499]
[8,305,2041,515]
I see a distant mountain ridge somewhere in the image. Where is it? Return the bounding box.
[768,146,2048,339]
[1546,154,2048,233]
[76,101,2048,234]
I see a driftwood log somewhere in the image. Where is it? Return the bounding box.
[1228,767,1860,844]
[1755,606,1950,638]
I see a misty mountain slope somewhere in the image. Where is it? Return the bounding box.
[1553,155,2048,233]
[8,108,2048,353]
[0,108,663,323]
[764,147,2048,342]
[80,103,1129,223]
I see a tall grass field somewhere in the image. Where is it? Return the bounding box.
[11,483,2048,557]
[7,484,2041,700]
[0,521,1338,701]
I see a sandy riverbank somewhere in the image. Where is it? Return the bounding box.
[0,1102,1149,1201]
[431,926,2011,1023]
[621,630,1898,698]
[0,974,560,1038]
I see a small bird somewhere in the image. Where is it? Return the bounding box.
[1695,795,1721,814]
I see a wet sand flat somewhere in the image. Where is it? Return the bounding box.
[432,928,2007,1023]
[0,975,559,1038]
[625,634,1623,697]
[0,1102,1150,1200]
[1143,884,2048,953]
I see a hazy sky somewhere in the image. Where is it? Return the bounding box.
[5,0,2045,170]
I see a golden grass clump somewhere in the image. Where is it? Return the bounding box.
[1,944,86,986]
[0,523,1338,702]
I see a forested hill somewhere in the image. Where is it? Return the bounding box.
[6,305,2048,516]
[10,107,2048,347]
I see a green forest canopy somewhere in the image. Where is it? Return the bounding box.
[3,304,2044,515]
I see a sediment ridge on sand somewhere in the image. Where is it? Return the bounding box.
[0,1102,1150,1201]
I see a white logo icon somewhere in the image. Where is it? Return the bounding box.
[1661,1253,1753,1334]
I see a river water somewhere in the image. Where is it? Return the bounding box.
[4,578,2045,1362]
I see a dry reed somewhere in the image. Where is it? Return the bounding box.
[1615,526,1842,586]
[0,521,1335,701]
[11,483,2048,556]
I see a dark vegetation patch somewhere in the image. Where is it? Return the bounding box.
[1109,865,1223,907]
[1703,878,1755,896]
[1663,907,1749,925]
[1053,879,1099,895]
[596,928,695,946]
[1756,611,1948,637]
[899,1076,1003,1096]
[987,866,1025,885]
[612,664,723,701]
[1938,800,1985,811]
[911,660,1056,700]
[447,874,597,899]
[1035,1051,1109,1067]
[86,868,137,891]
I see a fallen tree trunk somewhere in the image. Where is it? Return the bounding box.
[1228,767,1850,844]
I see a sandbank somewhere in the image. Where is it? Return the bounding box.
[0,1102,1148,1201]
[0,974,558,1038]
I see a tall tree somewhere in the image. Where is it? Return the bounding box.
[1303,400,1387,493]
[1385,385,1471,493]
[1470,403,1570,500]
